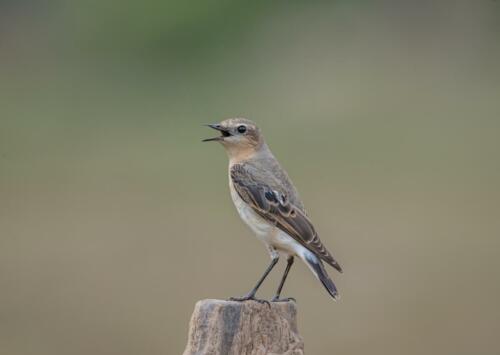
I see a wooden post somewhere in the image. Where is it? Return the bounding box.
[183,299,304,355]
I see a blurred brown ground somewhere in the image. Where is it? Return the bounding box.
[1,1,499,355]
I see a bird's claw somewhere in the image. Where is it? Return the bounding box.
[228,295,271,307]
[271,296,296,303]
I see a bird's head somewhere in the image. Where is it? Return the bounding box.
[203,118,265,160]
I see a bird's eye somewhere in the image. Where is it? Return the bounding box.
[237,125,247,134]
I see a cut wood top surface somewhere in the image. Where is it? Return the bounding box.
[183,299,304,355]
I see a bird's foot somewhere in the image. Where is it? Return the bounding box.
[228,295,271,307]
[271,296,296,303]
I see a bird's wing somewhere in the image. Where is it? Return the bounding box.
[231,163,342,273]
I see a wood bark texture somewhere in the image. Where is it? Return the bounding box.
[183,299,304,355]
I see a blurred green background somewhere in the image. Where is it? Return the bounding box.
[1,1,499,354]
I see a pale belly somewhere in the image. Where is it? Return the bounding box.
[229,180,304,257]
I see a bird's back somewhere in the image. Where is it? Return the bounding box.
[239,152,305,212]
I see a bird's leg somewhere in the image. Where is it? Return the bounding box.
[229,255,279,304]
[272,256,296,302]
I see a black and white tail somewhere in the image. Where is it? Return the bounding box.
[304,253,340,300]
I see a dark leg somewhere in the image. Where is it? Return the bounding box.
[229,256,279,304]
[272,256,296,302]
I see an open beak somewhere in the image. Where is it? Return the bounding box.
[202,124,231,142]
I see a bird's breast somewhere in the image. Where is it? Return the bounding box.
[229,178,275,242]
[229,177,307,258]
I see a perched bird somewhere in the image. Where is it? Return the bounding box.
[203,118,342,302]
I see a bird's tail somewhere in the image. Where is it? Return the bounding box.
[304,252,339,301]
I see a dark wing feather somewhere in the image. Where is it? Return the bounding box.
[231,164,342,273]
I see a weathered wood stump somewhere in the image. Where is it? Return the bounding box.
[183,299,304,355]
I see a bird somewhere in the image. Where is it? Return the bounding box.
[203,118,342,302]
